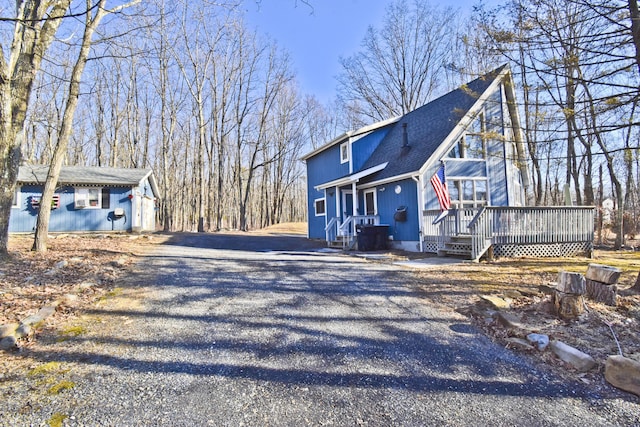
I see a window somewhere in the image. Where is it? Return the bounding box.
[449,179,487,208]
[340,142,349,164]
[314,198,326,216]
[364,189,376,215]
[75,187,101,209]
[447,112,486,159]
[12,186,19,208]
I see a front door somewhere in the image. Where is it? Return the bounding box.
[341,190,354,235]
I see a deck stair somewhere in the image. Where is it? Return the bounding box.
[328,235,357,250]
[438,234,474,258]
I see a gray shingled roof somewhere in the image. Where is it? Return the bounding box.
[18,165,154,187]
[359,65,506,182]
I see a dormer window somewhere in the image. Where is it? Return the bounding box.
[340,142,349,164]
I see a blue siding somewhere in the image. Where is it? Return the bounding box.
[306,143,350,238]
[352,127,390,172]
[446,161,486,178]
[9,185,134,233]
[368,179,418,243]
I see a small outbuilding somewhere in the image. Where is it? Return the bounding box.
[9,165,159,233]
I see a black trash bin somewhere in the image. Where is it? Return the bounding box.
[356,224,375,251]
[372,225,389,250]
[356,224,389,251]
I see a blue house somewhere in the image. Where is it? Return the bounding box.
[304,66,597,259]
[10,165,159,233]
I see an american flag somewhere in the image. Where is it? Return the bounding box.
[430,163,451,212]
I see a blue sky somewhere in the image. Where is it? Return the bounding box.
[243,0,489,104]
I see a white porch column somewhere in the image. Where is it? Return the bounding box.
[413,174,424,252]
[351,181,357,216]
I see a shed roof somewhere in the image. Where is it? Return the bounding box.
[17,165,160,196]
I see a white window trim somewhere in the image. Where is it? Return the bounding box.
[448,178,488,209]
[364,189,377,216]
[12,186,20,208]
[75,187,102,209]
[314,197,326,216]
[340,142,349,164]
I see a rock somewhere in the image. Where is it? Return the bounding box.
[55,260,69,269]
[78,282,96,291]
[557,271,586,295]
[586,263,621,285]
[550,340,597,372]
[0,323,19,339]
[554,291,585,319]
[605,355,640,396]
[527,333,550,351]
[21,306,57,327]
[15,323,31,338]
[112,256,128,267]
[585,279,617,306]
[62,294,79,305]
[69,257,84,263]
[495,311,525,330]
[55,234,69,239]
[480,295,510,309]
[0,336,17,350]
[503,289,523,299]
[539,283,556,294]
[506,337,535,351]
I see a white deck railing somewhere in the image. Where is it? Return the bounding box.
[423,206,595,260]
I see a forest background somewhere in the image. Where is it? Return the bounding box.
[0,0,639,253]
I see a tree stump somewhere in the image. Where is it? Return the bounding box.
[554,292,584,319]
[554,271,586,319]
[585,263,621,285]
[586,279,617,306]
[584,264,620,306]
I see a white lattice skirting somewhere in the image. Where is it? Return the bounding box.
[493,242,592,258]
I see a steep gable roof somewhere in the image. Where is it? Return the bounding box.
[359,65,508,182]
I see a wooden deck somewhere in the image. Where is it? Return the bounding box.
[423,207,595,261]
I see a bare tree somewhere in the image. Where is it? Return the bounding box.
[337,0,459,123]
[0,1,73,257]
[32,0,141,253]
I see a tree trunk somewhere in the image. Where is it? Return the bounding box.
[629,0,640,75]
[33,1,110,253]
[0,1,72,256]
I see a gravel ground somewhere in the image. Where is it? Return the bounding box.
[1,233,638,426]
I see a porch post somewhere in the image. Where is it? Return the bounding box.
[351,181,357,216]
[413,175,424,252]
[335,185,340,218]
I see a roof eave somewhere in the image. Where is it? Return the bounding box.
[301,116,401,161]
[314,162,389,191]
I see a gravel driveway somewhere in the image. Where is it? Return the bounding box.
[1,233,637,426]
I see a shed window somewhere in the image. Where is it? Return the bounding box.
[314,198,326,216]
[12,186,19,208]
[75,188,101,209]
[101,188,111,209]
[340,142,349,164]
